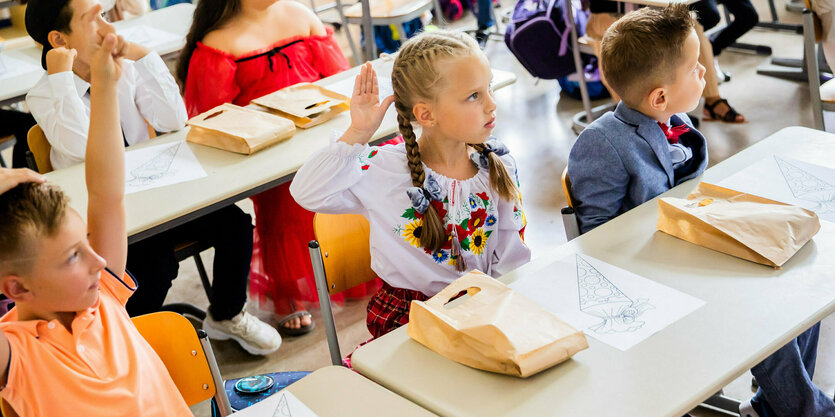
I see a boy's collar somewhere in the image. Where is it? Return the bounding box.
[72,73,91,98]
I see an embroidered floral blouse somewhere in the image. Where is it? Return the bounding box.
[290,140,531,296]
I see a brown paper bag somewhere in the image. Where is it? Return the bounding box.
[251,83,350,128]
[186,103,296,155]
[407,270,589,378]
[657,182,821,268]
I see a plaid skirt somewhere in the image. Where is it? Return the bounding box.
[366,282,430,339]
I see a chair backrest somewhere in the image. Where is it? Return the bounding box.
[131,311,219,407]
[0,312,227,416]
[27,125,53,174]
[1,399,19,417]
[561,167,575,208]
[312,213,377,294]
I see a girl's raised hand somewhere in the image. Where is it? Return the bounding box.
[341,62,395,145]
[0,168,46,196]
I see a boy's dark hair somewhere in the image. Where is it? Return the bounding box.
[0,183,70,276]
[24,0,74,70]
[599,4,696,108]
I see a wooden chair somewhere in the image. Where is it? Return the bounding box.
[560,167,580,241]
[308,213,376,366]
[1,312,233,417]
[26,124,213,321]
[26,125,51,174]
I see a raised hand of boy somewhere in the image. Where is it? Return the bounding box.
[342,62,395,145]
[0,168,45,195]
[86,31,127,278]
[45,47,77,75]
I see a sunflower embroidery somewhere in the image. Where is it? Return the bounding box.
[402,219,424,248]
[467,228,490,255]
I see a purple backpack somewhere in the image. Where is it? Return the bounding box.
[504,0,588,80]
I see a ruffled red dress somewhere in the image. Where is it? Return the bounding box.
[183,29,381,315]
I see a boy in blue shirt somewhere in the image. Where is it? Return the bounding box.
[568,4,708,234]
[568,6,833,417]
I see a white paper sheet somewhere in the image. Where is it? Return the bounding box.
[509,254,705,351]
[272,391,319,417]
[117,25,181,51]
[718,155,835,223]
[0,54,41,81]
[125,141,206,194]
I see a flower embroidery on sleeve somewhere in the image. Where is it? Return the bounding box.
[358,148,379,171]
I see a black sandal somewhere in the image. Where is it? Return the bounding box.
[703,98,745,123]
[277,311,315,336]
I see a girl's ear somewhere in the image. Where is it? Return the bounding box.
[413,102,436,128]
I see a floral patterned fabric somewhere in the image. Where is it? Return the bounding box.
[290,140,530,296]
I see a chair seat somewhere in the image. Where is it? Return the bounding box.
[173,239,213,262]
[577,35,596,55]
[344,0,433,22]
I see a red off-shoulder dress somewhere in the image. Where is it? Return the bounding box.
[184,29,381,316]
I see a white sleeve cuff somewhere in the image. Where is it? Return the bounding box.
[46,71,79,97]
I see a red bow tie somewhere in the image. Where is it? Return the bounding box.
[657,122,690,144]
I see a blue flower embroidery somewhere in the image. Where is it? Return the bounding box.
[469,196,478,209]
[486,215,497,226]
[432,251,449,264]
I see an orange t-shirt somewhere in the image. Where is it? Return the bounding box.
[0,269,193,416]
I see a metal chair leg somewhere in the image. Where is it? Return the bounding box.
[192,253,213,301]
[333,0,362,64]
[310,241,344,367]
[804,10,826,131]
[700,390,741,416]
[198,329,233,416]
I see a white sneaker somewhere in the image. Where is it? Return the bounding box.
[203,309,282,355]
[739,399,762,417]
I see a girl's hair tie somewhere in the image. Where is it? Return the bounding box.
[405,176,442,214]
[471,138,510,169]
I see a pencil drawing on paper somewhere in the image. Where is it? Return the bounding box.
[273,392,292,417]
[775,156,835,213]
[576,254,654,334]
[127,142,180,186]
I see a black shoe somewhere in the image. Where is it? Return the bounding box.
[475,28,490,49]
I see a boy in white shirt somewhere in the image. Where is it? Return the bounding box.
[23,0,282,355]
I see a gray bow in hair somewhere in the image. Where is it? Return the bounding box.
[406,176,443,214]
[470,138,510,169]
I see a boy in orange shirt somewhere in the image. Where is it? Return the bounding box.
[0,27,192,416]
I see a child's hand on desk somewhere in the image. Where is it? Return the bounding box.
[0,168,46,195]
[45,47,77,75]
[342,62,395,145]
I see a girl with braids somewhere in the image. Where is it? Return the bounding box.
[178,0,380,336]
[291,30,530,338]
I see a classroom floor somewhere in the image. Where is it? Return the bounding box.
[2,1,832,415]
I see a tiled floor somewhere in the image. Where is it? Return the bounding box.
[3,1,833,415]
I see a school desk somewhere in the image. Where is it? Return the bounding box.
[0,3,194,106]
[229,366,437,416]
[43,58,517,244]
[350,126,835,417]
